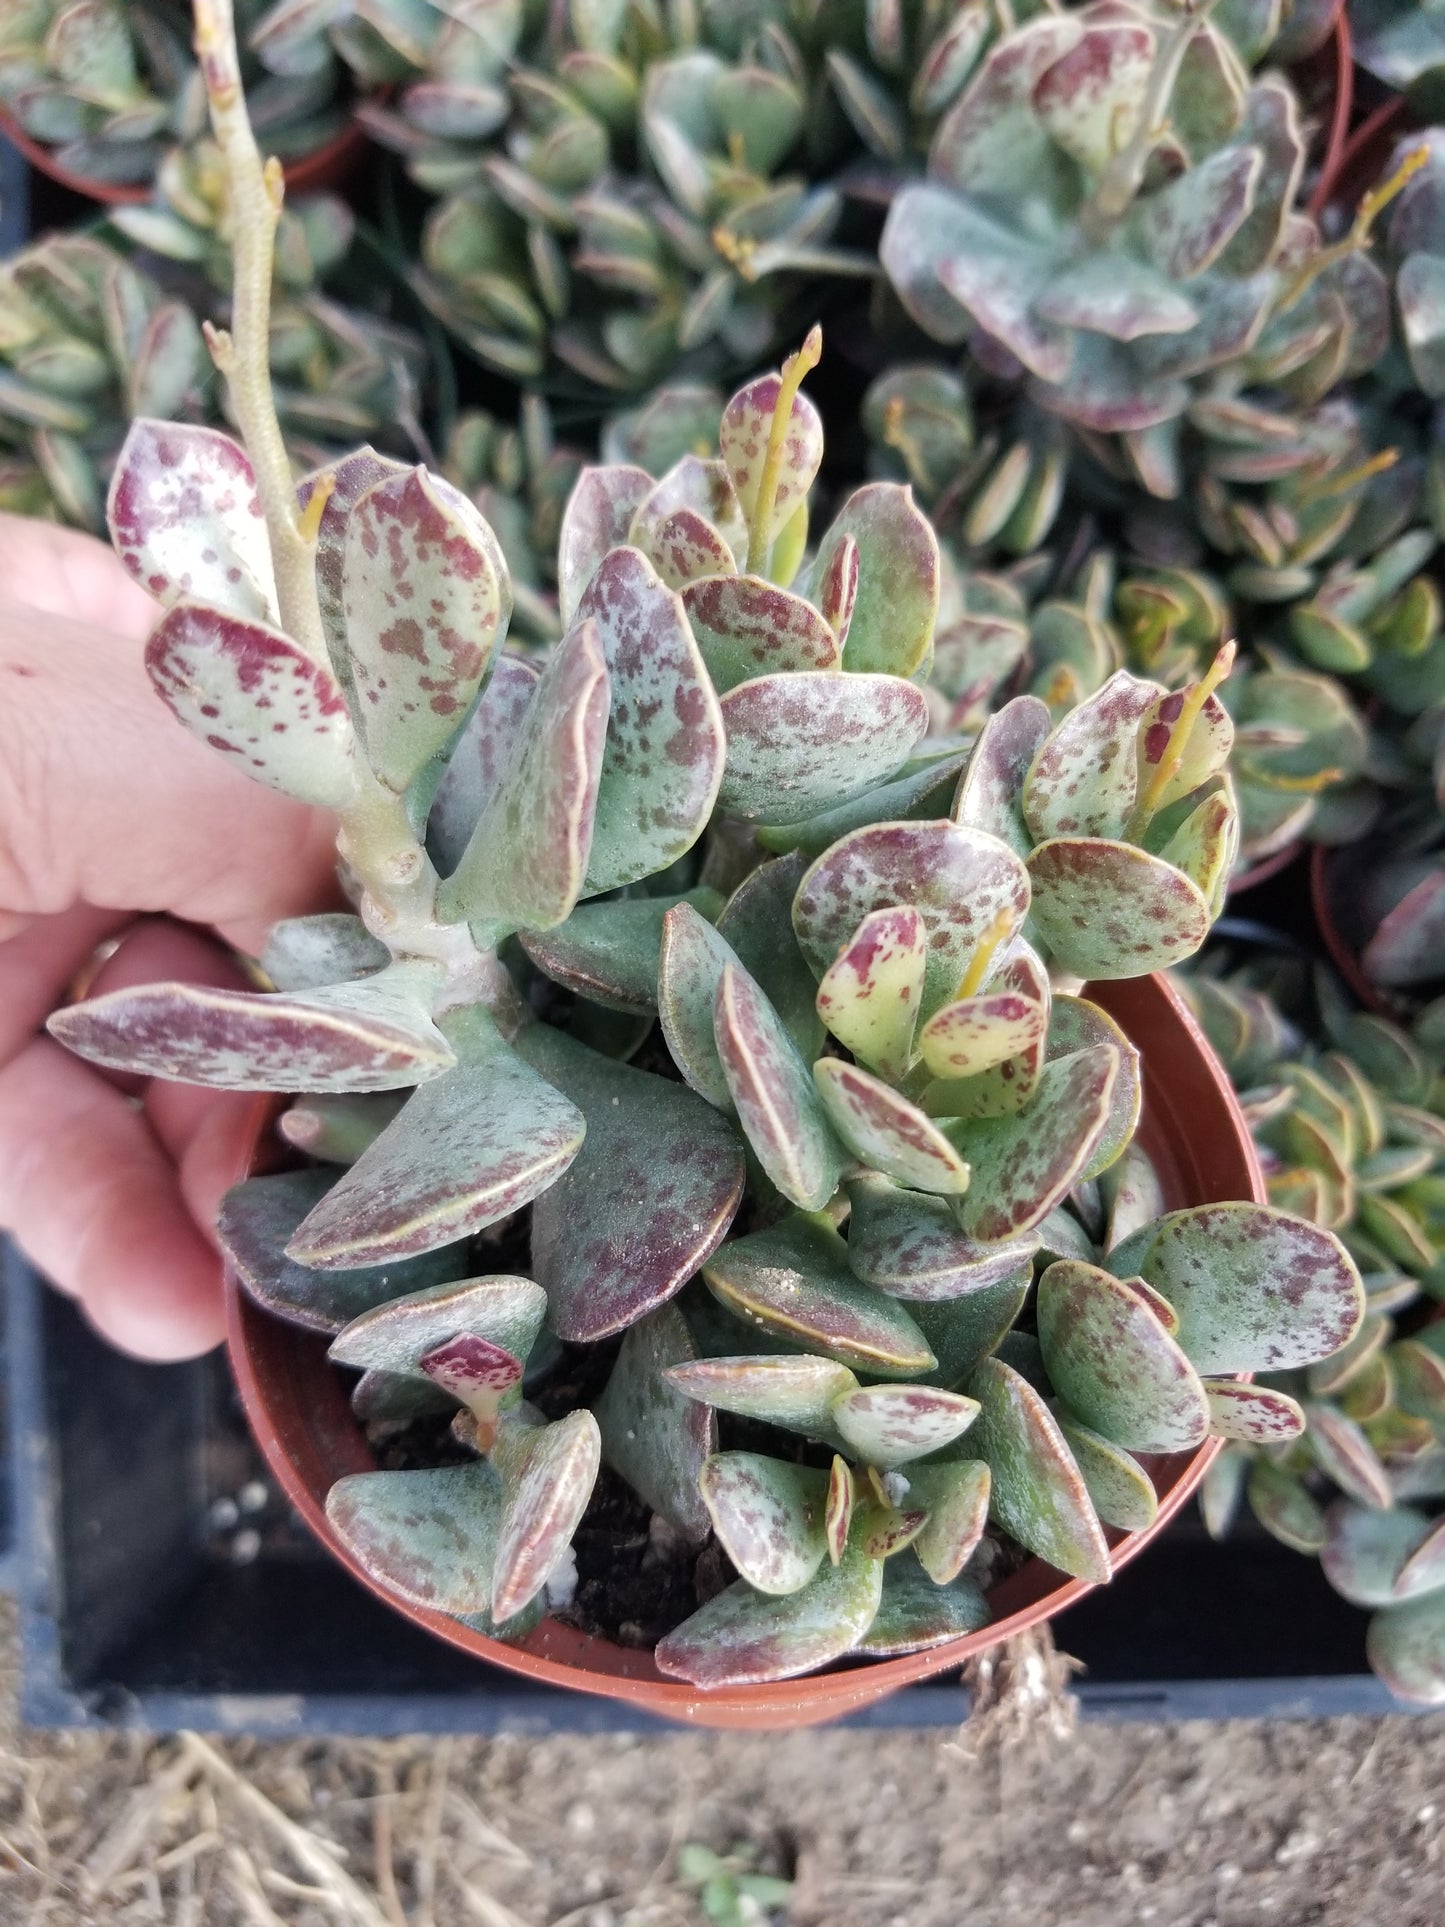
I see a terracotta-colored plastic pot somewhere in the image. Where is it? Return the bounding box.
[1228,840,1304,897]
[0,100,372,207]
[1310,840,1405,1017]
[225,969,1264,1732]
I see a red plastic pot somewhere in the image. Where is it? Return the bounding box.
[225,970,1264,1731]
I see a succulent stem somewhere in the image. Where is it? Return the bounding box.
[746,325,822,575]
[1126,638,1235,841]
[1079,0,1220,242]
[1276,145,1430,318]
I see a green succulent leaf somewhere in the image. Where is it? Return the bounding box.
[1026,838,1212,978]
[490,1410,601,1622]
[556,463,652,622]
[261,914,389,992]
[1367,1592,1445,1705]
[681,573,841,691]
[716,672,929,825]
[1321,1502,1445,1608]
[327,1463,507,1615]
[715,962,845,1211]
[967,1355,1111,1585]
[521,887,722,1015]
[664,1353,858,1436]
[1036,1259,1209,1454]
[912,1274,1033,1388]
[655,1540,884,1688]
[831,1384,980,1469]
[1248,1458,1327,1552]
[1053,1414,1158,1533]
[852,1557,991,1655]
[844,1172,1038,1301]
[1202,1378,1306,1443]
[715,851,824,1060]
[328,1275,547,1380]
[815,905,926,1082]
[810,482,940,678]
[906,1460,992,1584]
[955,1045,1119,1242]
[658,900,741,1110]
[595,1303,716,1544]
[700,1453,830,1595]
[1305,1400,1394,1511]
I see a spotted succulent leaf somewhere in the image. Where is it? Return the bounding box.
[718,370,823,551]
[327,1463,506,1615]
[521,887,722,1016]
[595,1305,716,1544]
[954,1045,1119,1242]
[716,672,930,825]
[830,1385,980,1469]
[328,1276,547,1381]
[490,1410,601,1622]
[664,1353,858,1436]
[1026,838,1212,978]
[261,915,389,993]
[815,906,927,1083]
[844,1173,1039,1301]
[814,1058,973,1196]
[854,1558,991,1655]
[699,1454,830,1595]
[1053,1415,1158,1534]
[968,1355,1111,1585]
[1203,1379,1305,1442]
[1036,1259,1210,1454]
[715,962,846,1211]
[681,574,841,691]
[655,1540,884,1688]
[810,483,939,678]
[556,463,653,622]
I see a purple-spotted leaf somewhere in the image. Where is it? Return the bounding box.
[50,962,452,1094]
[955,1046,1119,1242]
[814,1058,972,1195]
[1044,994,1140,1180]
[1203,1379,1305,1443]
[681,573,841,692]
[716,963,845,1211]
[918,989,1047,1080]
[595,1304,716,1543]
[107,419,276,621]
[287,1007,584,1266]
[1022,670,1162,842]
[913,1275,1033,1388]
[716,851,824,1060]
[490,1411,601,1622]
[436,618,609,938]
[218,1169,468,1334]
[427,656,541,872]
[1305,1401,1394,1510]
[1027,839,1212,978]
[655,1541,884,1687]
[795,821,1030,1023]
[328,1275,546,1379]
[144,599,356,807]
[859,1501,929,1559]
[816,532,858,641]
[830,1385,980,1468]
[845,1172,1038,1301]
[629,456,747,562]
[296,448,409,689]
[521,887,722,1016]
[557,463,653,622]
[815,906,926,1081]
[1037,1260,1209,1453]
[953,696,1054,859]
[350,1369,456,1430]
[811,483,939,678]
[700,1453,830,1594]
[261,915,388,993]
[854,1557,991,1654]
[906,1461,991,1584]
[1135,685,1233,811]
[1367,1593,1445,1705]
[520,1023,745,1341]
[419,1335,524,1430]
[1321,1502,1445,1608]
[658,901,742,1109]
[701,1216,935,1378]
[1248,1460,1327,1552]
[1157,788,1237,915]
[825,1456,854,1563]
[327,1463,505,1614]
[341,467,510,792]
[1053,1415,1159,1533]
[1103,1139,1167,1249]
[576,547,725,893]
[968,1356,1111,1584]
[918,944,1052,1122]
[719,371,823,549]
[646,506,736,590]
[664,1354,857,1435]
[759,753,970,861]
[1127,1204,1365,1373]
[716,672,929,825]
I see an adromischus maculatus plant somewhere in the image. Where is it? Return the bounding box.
[47,0,1364,1687]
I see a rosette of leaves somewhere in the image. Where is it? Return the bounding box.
[0,231,207,530]
[0,0,342,187]
[880,2,1391,494]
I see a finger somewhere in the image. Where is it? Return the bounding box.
[0,902,129,1066]
[0,513,157,641]
[0,1038,227,1360]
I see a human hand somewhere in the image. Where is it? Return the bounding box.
[0,512,340,1359]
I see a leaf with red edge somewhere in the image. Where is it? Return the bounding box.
[844,1172,1039,1301]
[1305,1401,1394,1510]
[341,466,511,793]
[907,1461,991,1583]
[1364,872,1445,989]
[1023,669,1162,841]
[1032,21,1154,175]
[955,1045,1119,1241]
[826,1456,854,1563]
[1044,994,1139,1179]
[1367,1593,1445,1705]
[49,962,453,1093]
[953,695,1056,858]
[810,482,939,678]
[1027,837,1212,978]
[918,989,1047,1080]
[913,1275,1032,1388]
[435,618,609,939]
[716,851,824,1060]
[658,901,740,1110]
[107,419,277,621]
[520,1022,745,1341]
[717,672,929,825]
[1135,684,1233,810]
[296,447,408,692]
[664,1354,858,1435]
[557,463,652,623]
[719,370,823,550]
[646,506,736,590]
[1053,1415,1158,1533]
[286,1006,585,1266]
[427,656,541,871]
[969,1355,1111,1584]
[715,962,845,1210]
[919,943,1052,1122]
[595,1304,716,1543]
[793,820,1031,1024]
[854,1558,991,1654]
[815,1058,973,1195]
[419,1335,524,1427]
[326,1463,505,1614]
[831,1385,980,1468]
[1203,1379,1305,1442]
[655,1542,883,1686]
[1157,787,1237,916]
[144,599,356,807]
[576,547,725,893]
[816,531,859,642]
[815,905,926,1082]
[681,573,841,693]
[328,1275,546,1377]
[490,1411,601,1621]
[521,887,722,1016]
[1037,1259,1209,1453]
[629,455,747,562]
[700,1454,830,1594]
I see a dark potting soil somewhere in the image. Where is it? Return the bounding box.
[554,1464,735,1649]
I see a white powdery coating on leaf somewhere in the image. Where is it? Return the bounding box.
[544,1543,579,1610]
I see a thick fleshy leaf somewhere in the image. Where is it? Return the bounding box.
[1157,789,1236,913]
[853,1558,991,1655]
[295,449,408,691]
[716,673,929,825]
[1135,685,1233,812]
[658,901,740,1109]
[341,467,509,792]
[700,1454,829,1594]
[815,906,926,1082]
[144,599,356,808]
[1133,143,1261,279]
[521,1023,745,1340]
[1053,1415,1158,1533]
[107,419,277,622]
[436,619,609,936]
[831,1385,980,1468]
[576,547,725,893]
[955,1046,1119,1242]
[906,1461,991,1583]
[1248,1459,1327,1552]
[521,887,721,1015]
[490,1411,601,1621]
[702,1216,935,1378]
[681,573,840,693]
[1044,995,1139,1180]
[918,945,1052,1122]
[1367,1593,1445,1705]
[759,754,970,862]
[793,821,1031,1024]
[629,457,746,565]
[913,1275,1033,1388]
[218,1169,468,1334]
[918,989,1047,1080]
[261,914,388,993]
[1036,1260,1209,1453]
[279,1093,401,1165]
[655,1542,884,1686]
[718,370,823,550]
[811,483,939,678]
[968,1356,1111,1584]
[1027,837,1212,978]
[557,463,653,622]
[50,963,452,1094]
[826,1457,854,1564]
[1203,1378,1305,1443]
[419,1335,524,1428]
[286,1007,585,1266]
[645,507,736,590]
[427,656,541,872]
[595,1304,716,1543]
[664,1353,857,1435]
[1321,1503,1445,1608]
[845,1173,1038,1301]
[814,1058,972,1195]
[327,1464,504,1614]
[1126,1204,1365,1373]
[716,851,823,1060]
[1305,1401,1393,1510]
[1393,1340,1445,1424]
[328,1275,546,1378]
[953,695,1054,858]
[716,963,845,1211]
[1023,671,1160,842]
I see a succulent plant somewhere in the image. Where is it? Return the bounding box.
[1190,963,1445,1703]
[1352,0,1445,118]
[0,0,343,186]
